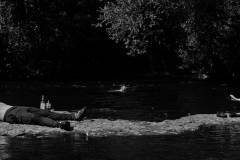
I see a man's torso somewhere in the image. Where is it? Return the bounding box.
[0,103,13,121]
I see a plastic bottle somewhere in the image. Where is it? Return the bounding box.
[40,95,45,110]
[46,100,51,111]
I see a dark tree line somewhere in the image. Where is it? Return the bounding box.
[1,0,240,79]
[98,0,240,78]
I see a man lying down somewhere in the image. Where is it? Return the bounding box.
[0,102,86,131]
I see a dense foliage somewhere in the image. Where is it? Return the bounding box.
[0,0,134,78]
[1,0,240,79]
[98,0,240,78]
[179,0,240,77]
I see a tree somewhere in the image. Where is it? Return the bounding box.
[0,0,119,78]
[0,1,33,77]
[97,0,190,74]
[179,0,240,77]
[98,0,240,77]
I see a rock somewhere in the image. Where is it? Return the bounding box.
[0,113,239,138]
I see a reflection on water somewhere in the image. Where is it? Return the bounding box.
[0,80,240,159]
[0,137,10,160]
[2,125,240,160]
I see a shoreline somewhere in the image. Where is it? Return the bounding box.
[0,113,239,138]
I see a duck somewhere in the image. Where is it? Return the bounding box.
[108,85,127,93]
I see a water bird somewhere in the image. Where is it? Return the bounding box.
[118,85,127,92]
[108,85,127,93]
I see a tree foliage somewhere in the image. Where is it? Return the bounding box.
[0,0,122,78]
[98,0,240,77]
[97,0,188,55]
[1,0,240,78]
[179,0,240,77]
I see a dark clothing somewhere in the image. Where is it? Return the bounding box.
[4,106,75,127]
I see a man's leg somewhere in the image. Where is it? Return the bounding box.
[10,107,58,127]
[26,107,75,120]
[16,111,58,127]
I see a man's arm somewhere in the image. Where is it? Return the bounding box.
[230,95,240,101]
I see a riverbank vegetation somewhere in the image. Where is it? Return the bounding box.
[0,0,240,80]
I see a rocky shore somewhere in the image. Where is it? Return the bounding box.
[0,113,238,138]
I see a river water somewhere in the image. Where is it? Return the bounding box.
[1,79,240,160]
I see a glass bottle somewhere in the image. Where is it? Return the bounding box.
[46,100,51,111]
[40,95,45,110]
